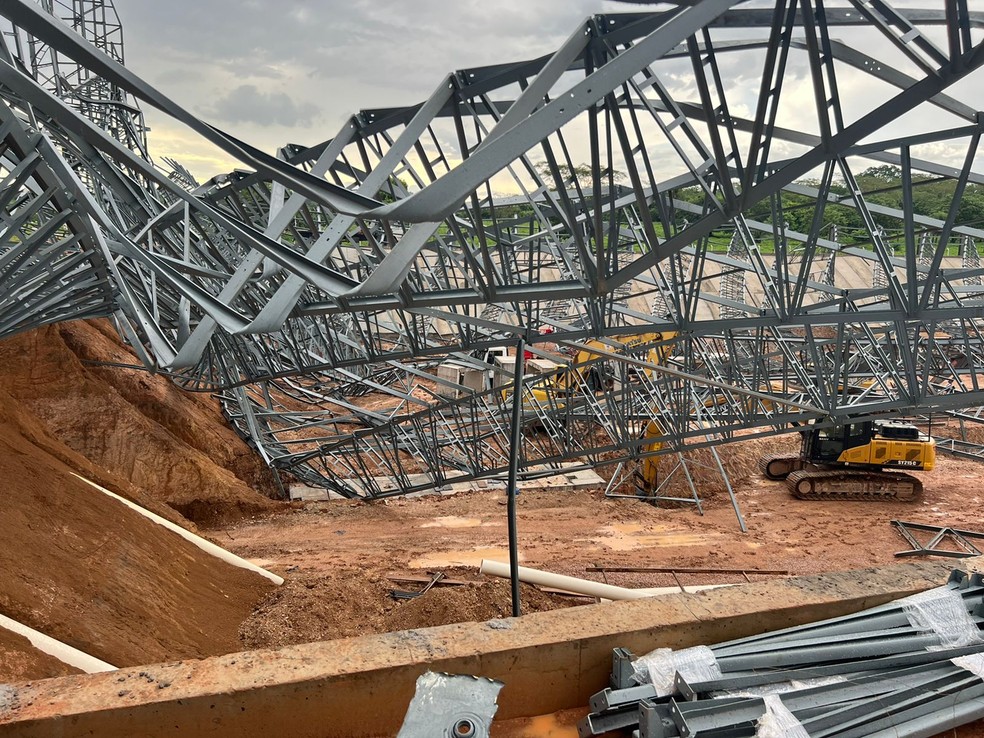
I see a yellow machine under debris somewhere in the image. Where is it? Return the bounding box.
[760,420,936,500]
[504,331,676,410]
[499,332,679,495]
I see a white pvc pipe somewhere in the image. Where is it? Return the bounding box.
[0,613,116,673]
[71,473,284,585]
[635,584,732,596]
[480,560,734,601]
[480,559,652,600]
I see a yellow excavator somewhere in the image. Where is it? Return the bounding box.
[504,331,680,497]
[760,419,936,500]
[506,331,676,409]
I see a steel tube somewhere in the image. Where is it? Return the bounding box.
[506,338,525,617]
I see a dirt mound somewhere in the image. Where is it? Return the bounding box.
[0,382,188,528]
[0,321,279,526]
[383,578,578,632]
[601,432,797,501]
[240,572,392,647]
[239,570,578,650]
[715,433,797,487]
[0,628,80,682]
[0,384,276,676]
[940,419,984,446]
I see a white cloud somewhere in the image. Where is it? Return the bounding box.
[120,0,611,178]
[206,84,321,127]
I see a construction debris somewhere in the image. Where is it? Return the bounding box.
[386,573,474,588]
[893,520,984,559]
[390,572,447,600]
[580,569,984,737]
[397,672,502,738]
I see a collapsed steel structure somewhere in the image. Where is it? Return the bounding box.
[1,0,984,498]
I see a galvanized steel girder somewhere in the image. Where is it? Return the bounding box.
[2,1,984,497]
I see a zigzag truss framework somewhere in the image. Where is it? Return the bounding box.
[1,0,984,499]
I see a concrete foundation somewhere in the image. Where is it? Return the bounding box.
[0,558,978,737]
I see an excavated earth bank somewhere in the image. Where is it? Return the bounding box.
[0,321,279,526]
[0,321,278,680]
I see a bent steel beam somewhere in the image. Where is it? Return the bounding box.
[2,2,984,498]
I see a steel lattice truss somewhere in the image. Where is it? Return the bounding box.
[1,0,984,498]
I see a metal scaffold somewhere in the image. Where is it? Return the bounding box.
[1,0,984,499]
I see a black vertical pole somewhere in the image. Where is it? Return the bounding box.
[507,338,525,617]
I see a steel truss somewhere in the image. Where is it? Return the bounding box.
[0,0,147,156]
[1,1,984,498]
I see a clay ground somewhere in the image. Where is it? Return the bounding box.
[218,440,984,737]
[2,321,983,736]
[224,442,984,641]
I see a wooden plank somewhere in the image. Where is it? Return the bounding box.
[584,566,789,576]
[385,573,474,586]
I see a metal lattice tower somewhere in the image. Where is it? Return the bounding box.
[718,230,748,320]
[962,235,982,286]
[1,0,148,156]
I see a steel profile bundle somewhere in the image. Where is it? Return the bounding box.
[580,570,984,737]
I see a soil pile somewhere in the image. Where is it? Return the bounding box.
[0,320,285,682]
[239,570,577,649]
[649,434,796,500]
[0,321,279,526]
[0,628,80,682]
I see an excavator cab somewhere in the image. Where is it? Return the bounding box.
[802,422,877,464]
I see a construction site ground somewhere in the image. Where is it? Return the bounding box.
[223,449,984,738]
[225,445,984,642]
[2,322,984,736]
[219,445,983,738]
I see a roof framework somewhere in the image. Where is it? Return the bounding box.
[1,0,984,496]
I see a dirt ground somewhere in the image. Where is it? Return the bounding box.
[2,320,984,736]
[218,439,984,737]
[223,444,984,627]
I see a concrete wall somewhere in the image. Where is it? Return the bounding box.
[0,558,976,737]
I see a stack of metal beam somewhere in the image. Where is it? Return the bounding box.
[580,570,984,738]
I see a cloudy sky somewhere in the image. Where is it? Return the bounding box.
[113,1,981,184]
[119,0,629,180]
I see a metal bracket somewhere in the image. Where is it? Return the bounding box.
[396,672,503,738]
[611,647,637,689]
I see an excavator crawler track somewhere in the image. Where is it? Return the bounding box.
[786,469,923,501]
[758,452,804,480]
